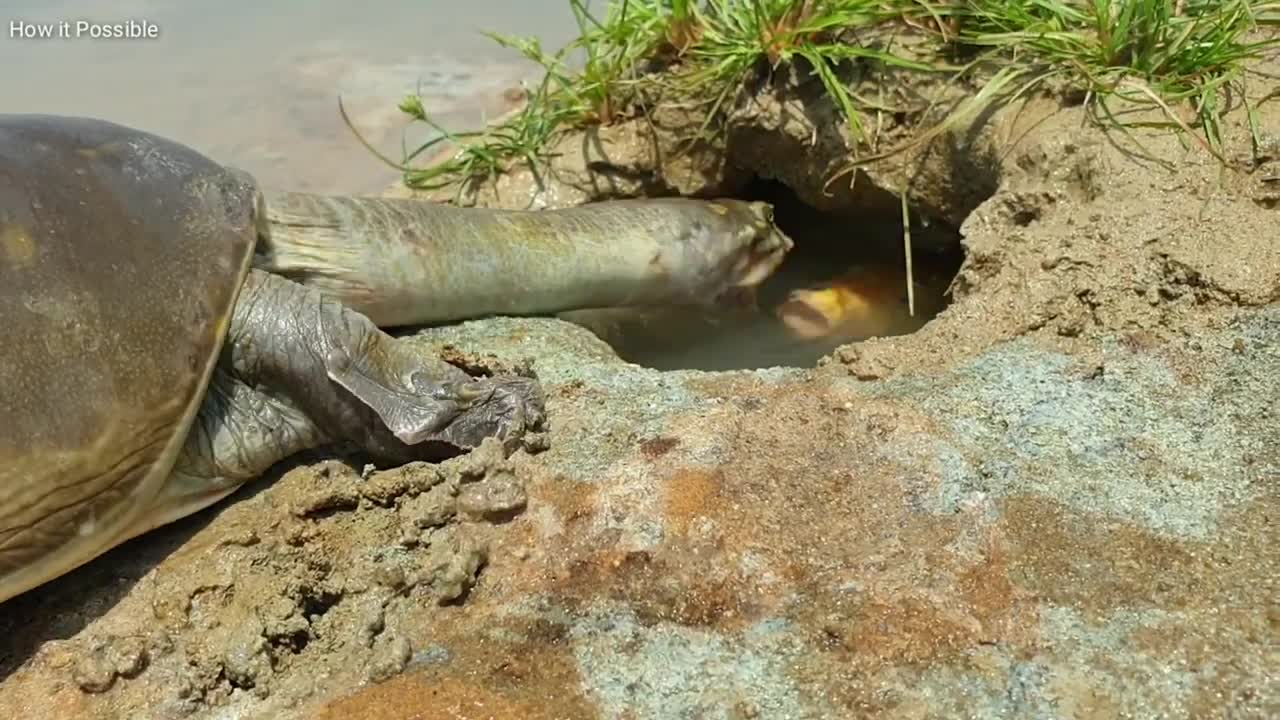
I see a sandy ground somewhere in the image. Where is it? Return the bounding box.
[1,38,1277,720]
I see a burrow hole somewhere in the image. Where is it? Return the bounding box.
[580,178,965,371]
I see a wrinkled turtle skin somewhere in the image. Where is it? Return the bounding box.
[0,115,546,604]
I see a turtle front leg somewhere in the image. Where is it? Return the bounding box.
[225,269,546,461]
[109,273,545,554]
[113,369,333,545]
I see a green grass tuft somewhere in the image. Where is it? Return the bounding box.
[951,0,1277,158]
[373,1,1280,192]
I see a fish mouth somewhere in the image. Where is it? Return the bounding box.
[776,289,842,339]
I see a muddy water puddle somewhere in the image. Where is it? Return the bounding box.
[571,182,965,371]
[1,0,580,194]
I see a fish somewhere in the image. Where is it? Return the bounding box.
[775,265,944,342]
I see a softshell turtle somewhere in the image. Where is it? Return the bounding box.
[0,114,794,604]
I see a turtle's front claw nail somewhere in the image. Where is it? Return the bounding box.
[454,380,496,404]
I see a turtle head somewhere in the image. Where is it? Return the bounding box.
[724,199,794,289]
[679,198,793,307]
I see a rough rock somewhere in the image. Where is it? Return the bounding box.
[329,308,1278,719]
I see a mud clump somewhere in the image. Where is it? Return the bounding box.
[72,636,149,694]
[366,634,414,683]
[0,437,537,718]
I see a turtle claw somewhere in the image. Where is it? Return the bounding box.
[418,375,494,404]
[417,375,545,452]
[328,346,545,453]
[334,366,542,451]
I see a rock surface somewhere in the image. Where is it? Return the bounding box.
[2,43,1278,720]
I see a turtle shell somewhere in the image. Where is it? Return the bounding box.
[0,114,260,602]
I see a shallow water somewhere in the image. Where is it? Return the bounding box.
[1,0,580,193]
[570,184,964,372]
[582,255,958,372]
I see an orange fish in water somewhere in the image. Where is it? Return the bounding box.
[775,265,943,342]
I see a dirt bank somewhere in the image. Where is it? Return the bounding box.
[1,36,1276,720]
